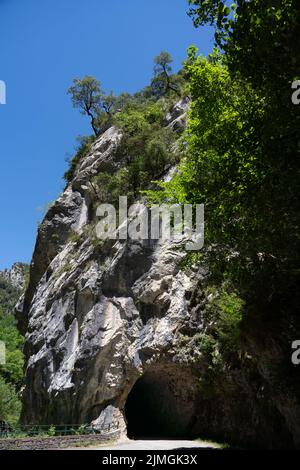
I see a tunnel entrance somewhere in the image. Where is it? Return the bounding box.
[125,365,198,439]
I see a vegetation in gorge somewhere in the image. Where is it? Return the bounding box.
[0,276,25,425]
[0,376,21,427]
[2,0,297,440]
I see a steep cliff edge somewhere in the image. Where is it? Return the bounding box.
[17,99,300,449]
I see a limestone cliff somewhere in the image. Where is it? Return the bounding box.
[17,99,300,449]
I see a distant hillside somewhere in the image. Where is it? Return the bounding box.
[0,262,29,291]
[0,263,28,424]
[0,263,29,316]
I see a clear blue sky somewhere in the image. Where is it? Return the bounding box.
[0,0,213,269]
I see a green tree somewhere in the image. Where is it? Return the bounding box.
[0,305,24,425]
[186,1,300,292]
[68,77,122,136]
[0,308,24,389]
[0,376,21,425]
[102,92,117,116]
[188,1,300,92]
[68,76,103,136]
[151,52,181,97]
[152,51,267,266]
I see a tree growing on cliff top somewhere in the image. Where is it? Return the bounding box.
[68,77,121,136]
[151,51,181,98]
[68,76,103,136]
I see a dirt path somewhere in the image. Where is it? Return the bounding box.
[73,439,220,450]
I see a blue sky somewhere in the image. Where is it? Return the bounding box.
[0,0,213,269]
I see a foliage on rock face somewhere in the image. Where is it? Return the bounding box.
[114,102,178,194]
[64,52,187,184]
[147,51,271,275]
[90,100,179,205]
[185,1,300,277]
[188,2,300,316]
[202,286,244,356]
[155,2,299,281]
[147,1,300,366]
[178,283,244,395]
[64,135,96,183]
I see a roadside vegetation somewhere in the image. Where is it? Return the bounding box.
[0,274,26,425]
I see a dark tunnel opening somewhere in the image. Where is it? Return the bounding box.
[125,366,198,439]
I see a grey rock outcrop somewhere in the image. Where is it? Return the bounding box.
[18,100,198,435]
[18,99,300,449]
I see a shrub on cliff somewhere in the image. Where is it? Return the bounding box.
[90,100,179,205]
[64,135,96,183]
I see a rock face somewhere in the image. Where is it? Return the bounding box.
[18,99,300,449]
[18,100,195,435]
[0,263,27,291]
